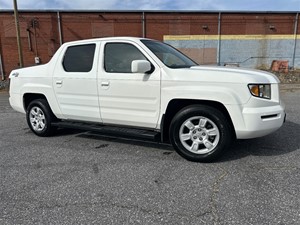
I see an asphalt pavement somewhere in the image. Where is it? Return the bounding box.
[0,89,299,225]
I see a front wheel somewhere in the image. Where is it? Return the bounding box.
[26,99,56,137]
[169,105,233,162]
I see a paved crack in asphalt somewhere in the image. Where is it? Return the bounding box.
[210,167,228,225]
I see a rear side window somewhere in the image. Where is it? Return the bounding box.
[63,44,96,72]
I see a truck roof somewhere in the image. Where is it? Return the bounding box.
[62,36,150,45]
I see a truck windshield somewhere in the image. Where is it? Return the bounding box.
[141,40,198,69]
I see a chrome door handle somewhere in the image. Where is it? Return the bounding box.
[101,81,110,87]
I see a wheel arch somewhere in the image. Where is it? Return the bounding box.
[25,97,58,136]
[161,99,236,142]
[23,93,48,111]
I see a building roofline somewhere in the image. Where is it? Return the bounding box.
[0,9,299,14]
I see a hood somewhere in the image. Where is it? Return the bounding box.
[164,65,280,84]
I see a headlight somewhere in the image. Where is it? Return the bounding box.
[248,84,271,99]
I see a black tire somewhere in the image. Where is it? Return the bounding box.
[169,105,233,162]
[26,99,56,137]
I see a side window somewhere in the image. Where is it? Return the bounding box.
[104,43,147,73]
[63,44,96,72]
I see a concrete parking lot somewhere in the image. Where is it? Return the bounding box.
[0,89,299,225]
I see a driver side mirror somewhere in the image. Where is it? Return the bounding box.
[131,60,152,74]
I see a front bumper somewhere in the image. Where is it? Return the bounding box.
[236,103,285,139]
[233,97,286,139]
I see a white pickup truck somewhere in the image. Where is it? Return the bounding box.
[9,37,285,162]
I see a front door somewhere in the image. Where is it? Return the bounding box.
[98,41,160,129]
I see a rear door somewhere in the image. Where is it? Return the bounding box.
[98,40,160,129]
[53,42,102,122]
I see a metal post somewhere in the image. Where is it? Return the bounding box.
[33,20,38,57]
[292,12,299,70]
[142,12,145,38]
[27,29,32,51]
[13,0,24,67]
[57,11,63,46]
[217,12,221,66]
[0,52,4,80]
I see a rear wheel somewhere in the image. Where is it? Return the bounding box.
[169,105,233,162]
[26,99,56,137]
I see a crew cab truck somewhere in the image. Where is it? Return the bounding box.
[9,37,285,162]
